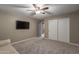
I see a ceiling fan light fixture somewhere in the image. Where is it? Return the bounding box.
[36,10,40,14]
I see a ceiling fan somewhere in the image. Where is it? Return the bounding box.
[26,4,51,15]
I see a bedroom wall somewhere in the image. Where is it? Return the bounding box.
[69,12,79,44]
[0,12,37,42]
[44,10,79,44]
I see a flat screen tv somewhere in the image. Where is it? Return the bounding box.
[16,21,30,29]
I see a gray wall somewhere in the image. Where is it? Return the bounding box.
[0,12,37,42]
[70,13,79,44]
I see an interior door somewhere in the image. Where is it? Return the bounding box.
[48,20,58,40]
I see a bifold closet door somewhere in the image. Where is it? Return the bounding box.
[48,20,58,40]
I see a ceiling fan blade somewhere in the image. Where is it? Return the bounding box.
[33,4,37,8]
[41,7,49,10]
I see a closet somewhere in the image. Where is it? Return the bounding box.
[48,17,70,43]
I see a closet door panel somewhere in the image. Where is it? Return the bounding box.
[58,18,70,42]
[48,20,58,40]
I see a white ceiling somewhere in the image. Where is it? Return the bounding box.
[0,4,79,19]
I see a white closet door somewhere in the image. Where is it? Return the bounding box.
[48,18,70,43]
[48,20,58,40]
[58,18,70,43]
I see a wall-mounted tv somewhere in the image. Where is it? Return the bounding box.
[16,21,30,29]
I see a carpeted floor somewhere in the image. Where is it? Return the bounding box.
[12,37,79,54]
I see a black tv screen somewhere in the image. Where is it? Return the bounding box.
[16,21,29,29]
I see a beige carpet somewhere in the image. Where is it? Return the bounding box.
[12,37,79,54]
